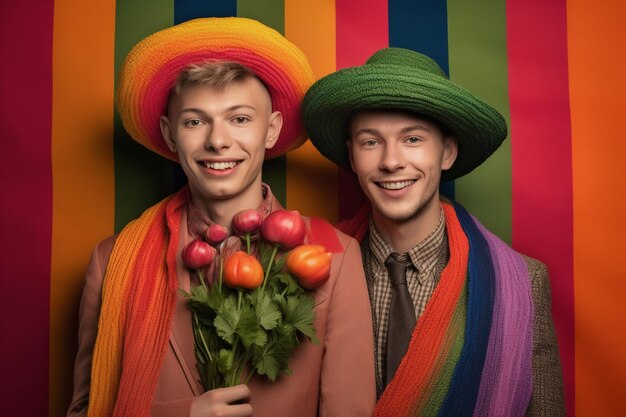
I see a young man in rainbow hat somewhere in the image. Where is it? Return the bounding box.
[302,47,565,416]
[67,18,375,417]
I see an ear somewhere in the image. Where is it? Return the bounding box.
[265,111,283,150]
[159,115,177,154]
[346,139,357,172]
[441,136,458,170]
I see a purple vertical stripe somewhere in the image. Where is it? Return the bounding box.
[473,220,533,417]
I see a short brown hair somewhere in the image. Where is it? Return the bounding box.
[173,60,262,96]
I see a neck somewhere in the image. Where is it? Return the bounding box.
[189,179,265,231]
[372,194,442,253]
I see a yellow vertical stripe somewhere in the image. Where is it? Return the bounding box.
[50,1,116,415]
[284,0,338,222]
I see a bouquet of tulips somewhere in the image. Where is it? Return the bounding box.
[180,209,332,391]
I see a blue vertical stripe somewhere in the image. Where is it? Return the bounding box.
[388,0,454,199]
[174,0,237,23]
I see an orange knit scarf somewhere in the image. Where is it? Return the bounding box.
[87,187,187,417]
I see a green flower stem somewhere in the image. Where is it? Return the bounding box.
[229,338,240,386]
[246,233,251,254]
[261,244,279,293]
[198,270,208,292]
[218,255,223,293]
[243,364,256,385]
[234,350,253,386]
[237,290,243,311]
[193,311,212,362]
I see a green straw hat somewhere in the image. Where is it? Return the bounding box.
[302,47,507,181]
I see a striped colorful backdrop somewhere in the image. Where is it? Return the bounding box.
[1,0,624,416]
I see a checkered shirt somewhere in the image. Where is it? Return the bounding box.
[368,208,449,387]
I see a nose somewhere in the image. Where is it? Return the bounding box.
[379,142,405,172]
[205,121,232,151]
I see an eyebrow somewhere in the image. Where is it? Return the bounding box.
[353,124,433,136]
[178,104,258,117]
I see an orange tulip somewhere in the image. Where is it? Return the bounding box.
[286,245,332,290]
[223,251,264,290]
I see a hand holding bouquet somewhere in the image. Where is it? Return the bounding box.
[180,210,332,390]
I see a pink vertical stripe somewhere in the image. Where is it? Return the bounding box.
[335,0,388,221]
[0,1,53,416]
[507,0,574,415]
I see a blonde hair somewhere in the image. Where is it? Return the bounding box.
[173,60,263,96]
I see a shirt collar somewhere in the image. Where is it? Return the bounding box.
[368,206,446,283]
[187,183,275,240]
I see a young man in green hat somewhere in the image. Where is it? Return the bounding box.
[302,47,565,416]
[67,18,375,417]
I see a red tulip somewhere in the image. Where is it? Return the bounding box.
[205,224,229,246]
[232,209,263,235]
[223,251,264,290]
[286,245,332,290]
[261,210,306,250]
[182,239,217,270]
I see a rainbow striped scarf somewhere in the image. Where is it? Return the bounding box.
[87,187,188,417]
[345,201,534,417]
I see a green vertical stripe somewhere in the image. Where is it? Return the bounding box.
[237,0,287,206]
[114,0,175,232]
[447,0,511,243]
[237,0,284,33]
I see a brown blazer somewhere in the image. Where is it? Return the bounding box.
[524,256,566,417]
[67,204,376,417]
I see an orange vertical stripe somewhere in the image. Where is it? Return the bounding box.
[284,0,338,222]
[568,1,626,415]
[50,1,116,416]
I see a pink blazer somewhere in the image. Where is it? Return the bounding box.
[67,206,376,417]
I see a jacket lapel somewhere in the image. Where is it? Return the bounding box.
[170,207,203,396]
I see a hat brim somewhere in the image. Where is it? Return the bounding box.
[117,17,314,161]
[302,63,507,182]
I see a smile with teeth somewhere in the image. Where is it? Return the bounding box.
[378,180,415,190]
[201,161,240,170]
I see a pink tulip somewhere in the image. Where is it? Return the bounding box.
[182,239,217,270]
[261,210,306,250]
[205,224,229,246]
[232,209,263,235]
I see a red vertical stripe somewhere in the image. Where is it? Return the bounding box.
[507,0,574,414]
[335,0,388,220]
[0,1,54,416]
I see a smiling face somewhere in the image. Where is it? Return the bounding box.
[348,110,457,227]
[160,76,282,214]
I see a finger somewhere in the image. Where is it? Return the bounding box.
[216,384,251,404]
[226,403,253,417]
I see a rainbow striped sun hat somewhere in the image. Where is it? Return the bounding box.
[117,17,315,161]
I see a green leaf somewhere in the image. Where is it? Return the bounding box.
[236,307,267,348]
[252,337,293,382]
[272,253,286,273]
[214,296,239,344]
[276,272,301,295]
[284,295,320,345]
[251,291,281,330]
[259,241,274,269]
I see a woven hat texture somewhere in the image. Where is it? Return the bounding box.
[302,47,507,181]
[117,17,315,161]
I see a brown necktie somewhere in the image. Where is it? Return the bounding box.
[384,254,416,386]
